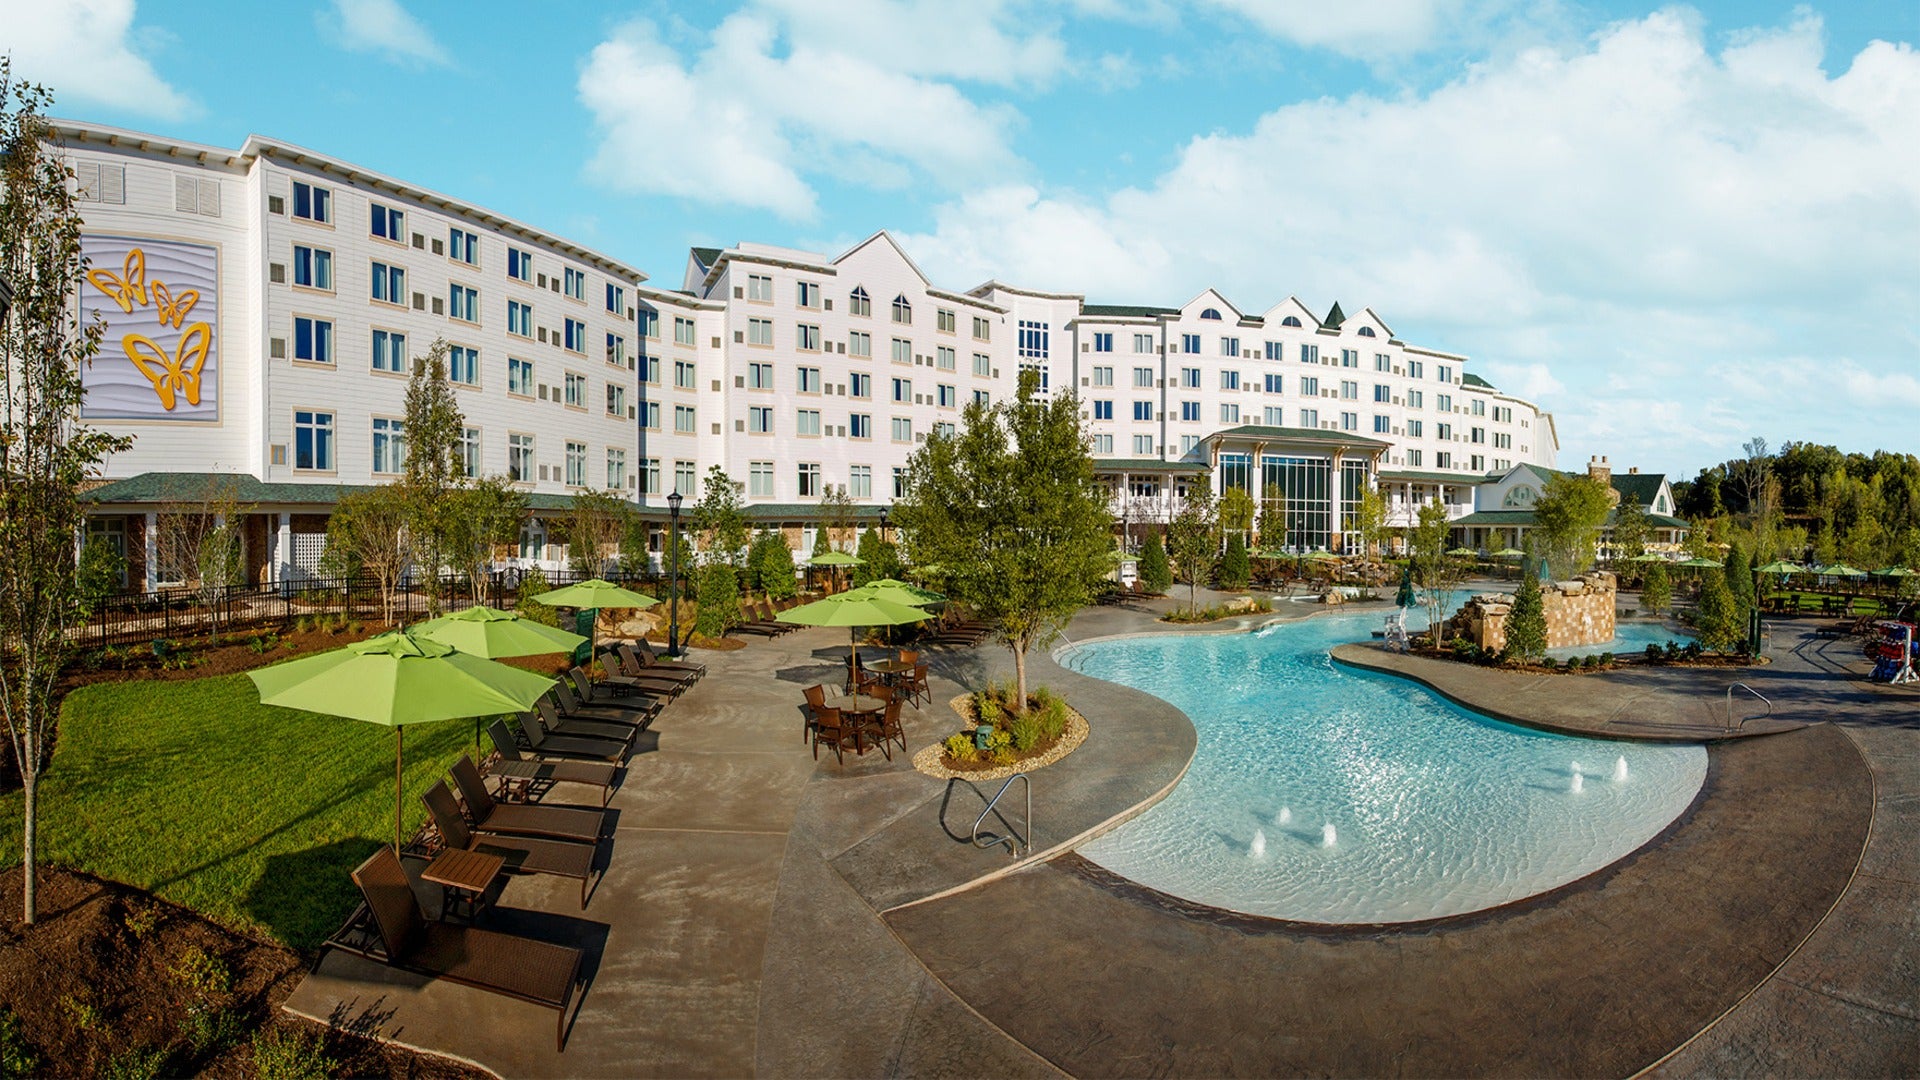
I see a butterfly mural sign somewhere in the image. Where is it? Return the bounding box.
[77,235,219,421]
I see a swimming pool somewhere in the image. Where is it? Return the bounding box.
[1064,612,1707,924]
[1547,619,1694,659]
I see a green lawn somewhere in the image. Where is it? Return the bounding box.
[0,673,483,949]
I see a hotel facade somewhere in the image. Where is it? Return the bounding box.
[51,122,1556,587]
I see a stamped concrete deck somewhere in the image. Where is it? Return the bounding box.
[285,594,1916,1077]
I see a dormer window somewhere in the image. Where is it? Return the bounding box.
[891,295,912,324]
[1281,316,1302,327]
[1200,308,1223,320]
[1357,326,1376,337]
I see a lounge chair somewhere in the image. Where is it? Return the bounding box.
[451,756,609,844]
[537,698,641,747]
[584,649,685,700]
[423,781,598,908]
[567,669,668,714]
[349,846,582,1051]
[554,680,659,727]
[633,638,705,676]
[729,601,787,638]
[518,713,629,763]
[745,600,800,635]
[486,721,618,806]
[610,644,699,691]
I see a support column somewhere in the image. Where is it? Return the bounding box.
[143,511,158,591]
[276,512,291,584]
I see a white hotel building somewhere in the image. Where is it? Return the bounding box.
[54,122,1555,587]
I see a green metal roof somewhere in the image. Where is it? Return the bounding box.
[83,472,621,513]
[1079,303,1179,319]
[691,246,723,266]
[1209,425,1390,450]
[1322,301,1346,329]
[1378,469,1483,485]
[1608,472,1668,508]
[1091,458,1207,472]
[1453,507,1689,530]
[1461,372,1496,390]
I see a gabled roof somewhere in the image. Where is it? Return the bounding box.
[1180,288,1243,322]
[1461,372,1496,390]
[1080,303,1179,319]
[1452,508,1689,531]
[1258,296,1322,331]
[833,230,930,288]
[1609,472,1669,508]
[690,247,723,267]
[1354,306,1394,339]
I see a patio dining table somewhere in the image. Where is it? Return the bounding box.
[837,692,891,755]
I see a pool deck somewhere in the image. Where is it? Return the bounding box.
[285,591,1918,1077]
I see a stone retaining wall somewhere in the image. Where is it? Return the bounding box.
[1450,571,1617,653]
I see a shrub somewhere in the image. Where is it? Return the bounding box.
[250,1029,337,1080]
[100,1046,168,1080]
[1664,640,1683,661]
[1009,713,1042,751]
[183,1006,243,1055]
[1600,652,1616,667]
[1218,534,1250,590]
[974,695,1002,726]
[1683,642,1704,661]
[991,746,1018,765]
[942,733,979,763]
[0,1007,39,1079]
[1036,696,1069,741]
[693,562,741,638]
[1138,532,1173,594]
[1645,643,1663,663]
[513,567,562,627]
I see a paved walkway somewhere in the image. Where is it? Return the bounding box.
[284,596,1917,1077]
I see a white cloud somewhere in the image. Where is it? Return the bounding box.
[4,0,192,119]
[901,10,1920,471]
[322,0,449,67]
[579,7,1030,220]
[1201,0,1462,55]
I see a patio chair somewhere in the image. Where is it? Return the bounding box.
[451,756,609,844]
[517,713,629,764]
[874,697,907,759]
[898,649,920,666]
[423,781,598,908]
[348,846,583,1052]
[614,644,700,689]
[632,638,705,677]
[803,684,830,743]
[901,662,931,709]
[537,697,641,747]
[486,721,618,807]
[810,706,858,764]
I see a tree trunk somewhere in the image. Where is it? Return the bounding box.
[1012,641,1029,712]
[21,766,36,926]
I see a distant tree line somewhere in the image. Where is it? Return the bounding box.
[1673,438,1920,568]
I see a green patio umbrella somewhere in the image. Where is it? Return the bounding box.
[412,606,587,750]
[806,550,865,592]
[1754,560,1804,575]
[1445,547,1477,557]
[1493,548,1527,558]
[1822,563,1869,579]
[1627,552,1670,563]
[529,578,658,665]
[1679,557,1724,569]
[849,578,946,606]
[1874,566,1915,577]
[248,631,557,853]
[776,592,934,687]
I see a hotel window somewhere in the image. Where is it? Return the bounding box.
[890,338,912,364]
[848,330,871,357]
[1265,341,1284,361]
[291,181,331,223]
[1375,353,1393,372]
[1437,393,1453,412]
[674,405,696,433]
[1264,374,1283,393]
[894,467,909,498]
[564,318,587,353]
[1134,333,1154,353]
[1471,398,1486,417]
[639,356,659,384]
[563,268,585,301]
[1374,384,1391,403]
[642,458,661,495]
[1180,401,1199,421]
[972,316,991,341]
[1092,366,1114,387]
[1300,376,1319,396]
[508,356,533,396]
[372,417,406,474]
[749,406,772,433]
[937,384,956,408]
[798,281,822,309]
[674,461,696,496]
[606,333,626,367]
[1471,427,1486,444]
[849,464,872,498]
[934,421,956,439]
[747,274,774,303]
[292,245,332,290]
[849,372,870,398]
[1406,449,1422,467]
[1018,320,1049,359]
[1133,435,1153,455]
[1495,432,1512,449]
[892,417,913,443]
[294,410,334,470]
[1093,400,1113,420]
[1134,401,1153,421]
[973,353,992,376]
[1173,368,1194,389]
[607,447,627,489]
[747,318,774,346]
[1374,415,1392,434]
[371,329,407,373]
[1408,419,1423,437]
[973,389,991,407]
[1179,333,1200,353]
[936,346,955,370]
[1221,370,1240,391]
[749,461,774,497]
[1221,336,1240,357]
[1299,344,1319,364]
[1133,367,1154,388]
[564,372,586,408]
[1264,407,1285,426]
[507,300,533,337]
[797,463,821,497]
[850,413,872,439]
[1093,332,1113,353]
[1471,454,1486,471]
[1407,389,1423,409]
[449,283,479,323]
[674,361,697,389]
[1181,435,1201,455]
[639,310,659,339]
[449,228,478,265]
[892,295,913,324]
[892,377,912,403]
[1437,365,1453,383]
[606,283,626,314]
[507,247,532,282]
[674,317,696,346]
[1340,380,1358,400]
[460,428,480,478]
[839,285,867,315]
[640,402,661,430]
[1093,434,1113,455]
[797,323,821,351]
[798,366,822,394]
[937,308,956,333]
[1221,404,1241,424]
[1437,422,1453,441]
[1494,406,1512,423]
[1300,408,1319,428]
[1437,451,1453,469]
[564,441,587,486]
[606,383,625,417]
[1340,349,1359,367]
[370,203,404,242]
[447,342,478,384]
[293,317,333,364]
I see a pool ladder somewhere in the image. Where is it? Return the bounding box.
[972,773,1032,858]
[1724,683,1772,735]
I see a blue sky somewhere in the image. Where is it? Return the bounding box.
[11,0,1920,477]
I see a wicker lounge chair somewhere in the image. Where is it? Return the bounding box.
[486,721,618,806]
[423,781,598,908]
[517,711,630,763]
[349,846,583,1051]
[451,756,608,844]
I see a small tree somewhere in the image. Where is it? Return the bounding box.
[1410,501,1466,640]
[402,338,467,614]
[692,465,748,566]
[1533,473,1614,579]
[445,476,526,603]
[154,478,254,642]
[816,484,856,554]
[75,537,126,615]
[1255,497,1286,552]
[1695,568,1742,654]
[1219,486,1255,546]
[1219,533,1250,590]
[1166,475,1218,616]
[1641,560,1672,615]
[322,485,411,624]
[1724,541,1754,643]
[1138,531,1173,594]
[694,561,741,639]
[755,530,798,600]
[1610,493,1651,564]
[1351,486,1388,558]
[1503,565,1548,664]
[852,526,904,586]
[562,489,632,578]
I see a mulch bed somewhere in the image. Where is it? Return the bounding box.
[0,867,483,1079]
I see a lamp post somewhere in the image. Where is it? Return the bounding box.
[666,489,683,658]
[878,506,889,544]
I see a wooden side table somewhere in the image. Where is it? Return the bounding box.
[421,847,505,920]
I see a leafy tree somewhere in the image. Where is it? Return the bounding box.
[693,560,741,639]
[853,526,904,586]
[692,465,748,566]
[512,565,561,627]
[893,370,1113,704]
[562,489,632,578]
[1695,567,1742,654]
[401,338,466,613]
[1503,564,1548,664]
[1532,473,1614,579]
[1351,486,1388,558]
[445,476,526,603]
[321,485,411,624]
[1410,501,1466,640]
[75,537,126,615]
[816,483,856,554]
[1165,474,1218,616]
[154,477,253,642]
[1219,533,1250,590]
[1724,541,1754,642]
[756,529,798,600]
[1138,531,1173,594]
[1219,486,1255,543]
[1610,492,1650,562]
[1255,496,1286,552]
[1640,560,1672,615]
[0,65,135,923]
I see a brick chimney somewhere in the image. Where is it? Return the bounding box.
[1589,455,1620,504]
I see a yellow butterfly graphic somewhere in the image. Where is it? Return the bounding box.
[123,322,211,410]
[150,280,200,330]
[87,248,150,314]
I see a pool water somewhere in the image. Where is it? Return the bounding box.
[1547,620,1694,659]
[1064,612,1707,924]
